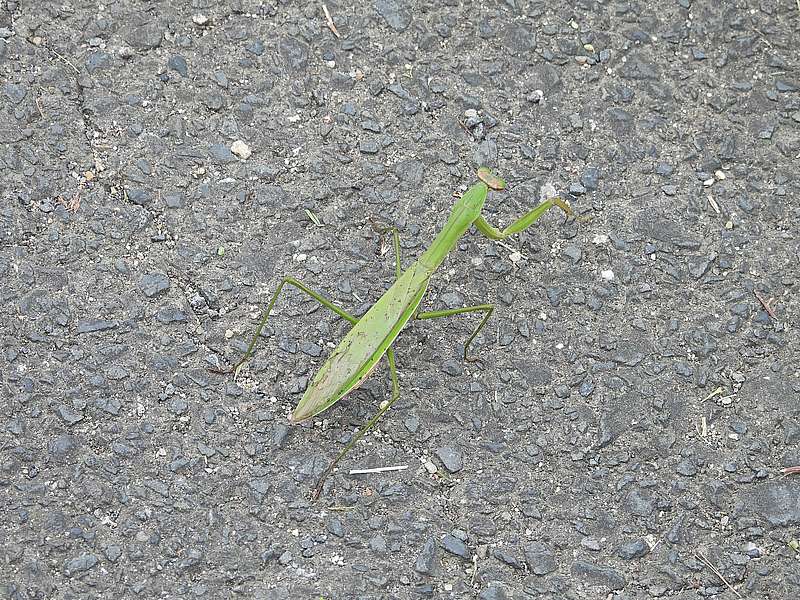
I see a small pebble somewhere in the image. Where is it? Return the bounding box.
[435,447,463,473]
[231,140,252,159]
[600,269,614,281]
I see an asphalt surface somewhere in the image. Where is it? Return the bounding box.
[2,1,800,599]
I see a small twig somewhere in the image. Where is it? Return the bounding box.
[349,465,408,475]
[782,466,800,475]
[56,190,82,213]
[322,4,340,38]
[29,38,80,74]
[34,94,45,118]
[456,118,474,139]
[753,29,774,50]
[495,239,528,260]
[694,551,742,599]
[753,289,777,319]
[701,387,725,403]
[304,208,323,227]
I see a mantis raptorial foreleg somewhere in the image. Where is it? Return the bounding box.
[474,196,572,240]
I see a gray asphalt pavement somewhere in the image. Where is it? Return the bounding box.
[2,1,799,599]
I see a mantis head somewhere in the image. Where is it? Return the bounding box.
[476,167,506,191]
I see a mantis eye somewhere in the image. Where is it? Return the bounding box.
[477,167,506,191]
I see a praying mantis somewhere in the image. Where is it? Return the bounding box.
[216,168,573,498]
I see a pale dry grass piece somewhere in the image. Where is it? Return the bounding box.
[322,4,340,38]
[349,465,408,475]
[694,551,742,599]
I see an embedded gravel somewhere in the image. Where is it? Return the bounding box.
[2,1,799,599]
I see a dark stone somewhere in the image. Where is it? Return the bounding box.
[126,188,152,205]
[125,23,163,49]
[435,447,463,473]
[441,535,470,559]
[395,159,424,189]
[748,482,800,526]
[76,319,118,334]
[209,143,236,163]
[85,52,112,73]
[524,542,556,576]
[168,54,188,77]
[138,273,170,298]
[279,37,308,71]
[415,537,437,575]
[374,0,412,32]
[617,539,650,560]
[571,560,626,589]
[581,167,600,190]
[64,553,99,574]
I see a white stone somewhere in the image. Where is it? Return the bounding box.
[230,140,252,159]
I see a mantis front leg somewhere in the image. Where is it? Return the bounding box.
[474,197,573,240]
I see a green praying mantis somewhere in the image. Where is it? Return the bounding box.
[216,168,573,498]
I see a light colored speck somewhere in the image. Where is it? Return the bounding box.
[703,177,714,187]
[714,170,726,180]
[224,329,234,339]
[192,14,209,25]
[509,251,522,263]
[601,269,615,281]
[231,140,252,159]
[592,234,609,245]
[540,182,558,201]
[423,460,438,474]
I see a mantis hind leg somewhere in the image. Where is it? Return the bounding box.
[314,303,496,498]
[415,304,495,362]
[213,276,359,377]
[313,346,401,500]
[314,228,406,498]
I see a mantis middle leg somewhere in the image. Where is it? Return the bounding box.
[415,304,494,362]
